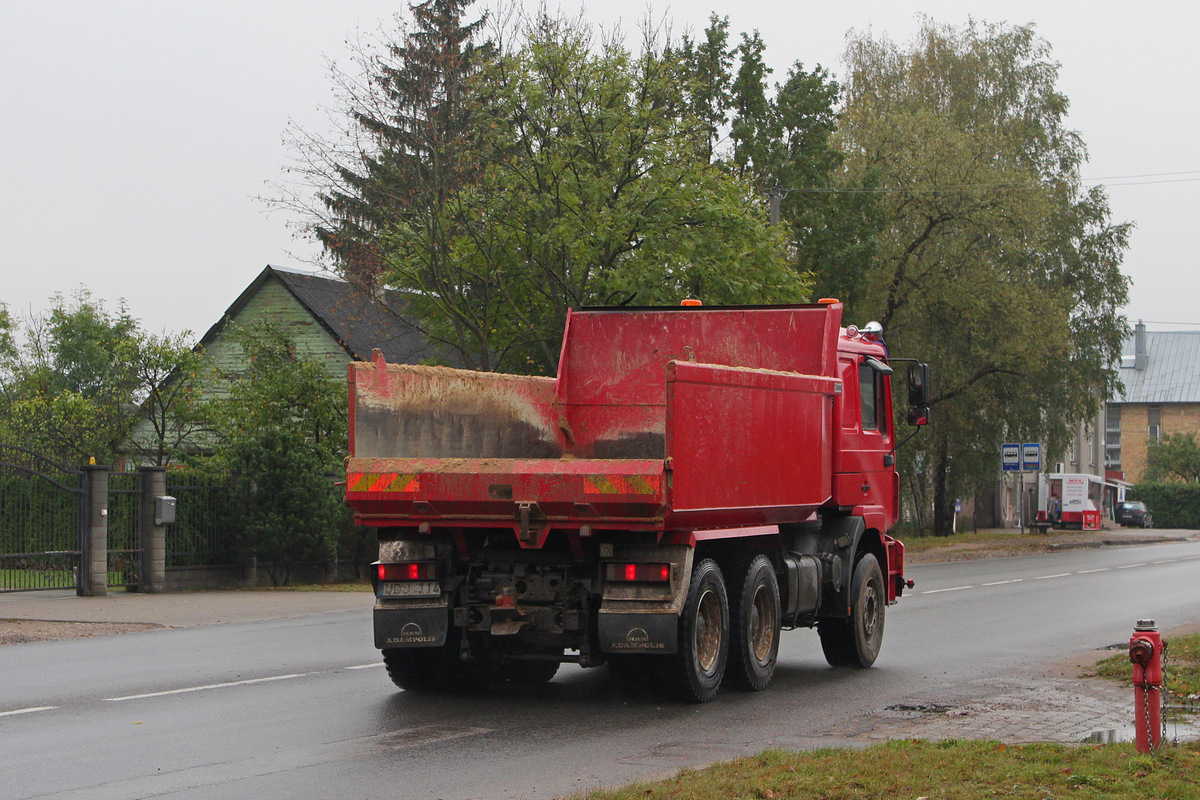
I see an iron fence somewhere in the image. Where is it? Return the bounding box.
[0,445,82,592]
[166,475,239,567]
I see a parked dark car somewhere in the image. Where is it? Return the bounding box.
[1116,501,1154,528]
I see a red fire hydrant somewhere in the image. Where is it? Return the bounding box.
[1129,619,1166,753]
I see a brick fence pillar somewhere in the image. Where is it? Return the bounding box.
[80,464,109,597]
[139,466,168,593]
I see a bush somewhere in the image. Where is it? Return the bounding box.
[1128,483,1200,530]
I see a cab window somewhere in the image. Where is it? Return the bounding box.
[859,365,888,435]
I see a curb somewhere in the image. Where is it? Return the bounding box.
[1047,536,1188,551]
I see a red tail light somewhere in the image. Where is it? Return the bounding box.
[378,562,437,582]
[606,563,671,583]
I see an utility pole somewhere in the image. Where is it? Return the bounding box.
[768,188,781,226]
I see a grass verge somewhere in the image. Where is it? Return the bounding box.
[902,530,1030,553]
[1093,631,1200,701]
[577,739,1200,800]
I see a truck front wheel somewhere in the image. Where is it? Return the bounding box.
[817,553,884,668]
[671,558,730,703]
[726,555,780,691]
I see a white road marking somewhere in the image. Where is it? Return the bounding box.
[345,663,384,670]
[0,706,57,717]
[914,550,1199,599]
[105,672,316,702]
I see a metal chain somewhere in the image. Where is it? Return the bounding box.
[1141,667,1154,750]
[1137,640,1169,752]
[1161,640,1170,748]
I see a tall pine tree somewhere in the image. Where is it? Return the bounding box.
[316,0,494,286]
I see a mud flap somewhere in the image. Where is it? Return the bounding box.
[598,611,677,654]
[374,602,449,649]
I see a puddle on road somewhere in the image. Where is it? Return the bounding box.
[881,703,953,719]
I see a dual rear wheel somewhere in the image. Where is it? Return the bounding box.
[669,555,782,702]
[672,550,885,701]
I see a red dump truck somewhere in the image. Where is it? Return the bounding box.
[347,301,930,702]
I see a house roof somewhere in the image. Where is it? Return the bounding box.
[199,265,455,365]
[1116,329,1200,404]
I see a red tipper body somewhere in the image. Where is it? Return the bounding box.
[351,302,923,700]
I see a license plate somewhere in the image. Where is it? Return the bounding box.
[379,581,441,598]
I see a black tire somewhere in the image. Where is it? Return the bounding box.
[382,646,447,691]
[725,555,781,691]
[382,629,493,692]
[817,553,885,668]
[607,654,655,690]
[671,558,730,703]
[502,658,561,685]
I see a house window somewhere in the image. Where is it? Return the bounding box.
[1105,405,1121,469]
[1148,405,1162,442]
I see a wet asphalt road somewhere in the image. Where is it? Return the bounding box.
[3,539,1199,800]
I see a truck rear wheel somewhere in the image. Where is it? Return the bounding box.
[671,558,729,703]
[817,553,884,668]
[382,647,447,691]
[382,630,493,692]
[726,555,780,691]
[501,654,561,685]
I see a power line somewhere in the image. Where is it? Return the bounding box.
[1086,170,1200,181]
[764,170,1200,195]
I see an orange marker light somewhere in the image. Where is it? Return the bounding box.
[681,299,703,306]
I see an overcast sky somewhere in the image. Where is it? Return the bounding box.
[2,1,1196,340]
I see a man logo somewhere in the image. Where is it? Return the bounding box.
[611,626,664,650]
[386,622,437,645]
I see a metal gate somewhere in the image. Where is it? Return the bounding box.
[0,445,83,592]
[106,472,143,590]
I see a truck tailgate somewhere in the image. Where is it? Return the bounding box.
[347,456,666,542]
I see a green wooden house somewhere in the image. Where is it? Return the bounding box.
[197,264,446,385]
[126,265,450,462]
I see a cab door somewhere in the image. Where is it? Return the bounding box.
[833,355,896,517]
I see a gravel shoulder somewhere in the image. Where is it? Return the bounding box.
[0,588,370,644]
[0,618,162,645]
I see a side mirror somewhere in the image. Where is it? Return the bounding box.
[907,363,930,407]
[907,406,930,427]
